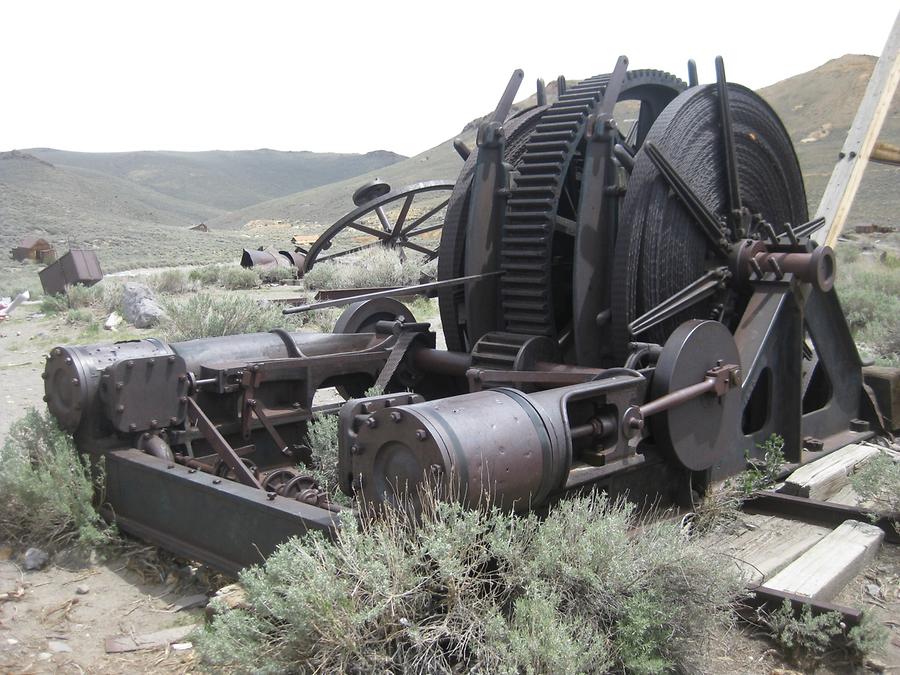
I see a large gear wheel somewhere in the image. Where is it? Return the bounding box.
[438,68,686,354]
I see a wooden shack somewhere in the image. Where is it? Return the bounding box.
[11,237,56,263]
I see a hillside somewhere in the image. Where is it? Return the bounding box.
[758,54,899,227]
[0,151,247,273]
[24,148,406,211]
[215,55,898,231]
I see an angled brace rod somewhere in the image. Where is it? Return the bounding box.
[490,69,525,124]
[644,142,731,259]
[715,56,743,238]
[629,266,730,336]
[187,398,262,489]
[793,216,827,240]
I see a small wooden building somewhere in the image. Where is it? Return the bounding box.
[11,237,56,263]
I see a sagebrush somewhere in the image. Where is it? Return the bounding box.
[0,409,112,549]
[162,293,285,341]
[303,247,425,290]
[198,490,740,673]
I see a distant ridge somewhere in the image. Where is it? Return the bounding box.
[23,147,406,211]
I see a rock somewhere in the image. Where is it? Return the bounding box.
[122,283,167,328]
[103,312,123,331]
[75,584,90,595]
[23,547,49,571]
[48,640,72,653]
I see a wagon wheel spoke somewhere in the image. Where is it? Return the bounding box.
[400,240,438,259]
[348,221,391,240]
[400,198,451,237]
[391,194,416,237]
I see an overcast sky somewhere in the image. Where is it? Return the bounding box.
[1,1,896,157]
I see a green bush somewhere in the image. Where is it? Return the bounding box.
[257,265,295,283]
[151,268,196,295]
[850,450,900,516]
[220,266,260,290]
[40,293,69,314]
[0,409,112,549]
[304,248,425,290]
[189,264,225,286]
[197,491,740,673]
[162,293,285,341]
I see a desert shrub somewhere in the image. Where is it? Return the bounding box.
[304,414,350,506]
[189,264,225,286]
[151,268,196,295]
[162,293,285,341]
[40,293,69,314]
[40,281,124,315]
[839,256,900,363]
[850,449,900,519]
[304,248,424,290]
[765,600,885,669]
[65,308,93,325]
[737,434,786,495]
[257,265,295,283]
[0,409,112,549]
[220,266,260,290]
[197,491,740,673]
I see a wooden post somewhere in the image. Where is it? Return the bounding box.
[818,12,900,247]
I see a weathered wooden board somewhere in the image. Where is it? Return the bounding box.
[764,520,884,601]
[709,514,831,585]
[780,443,880,500]
[104,624,198,653]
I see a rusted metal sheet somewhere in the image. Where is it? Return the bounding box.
[240,246,296,269]
[38,248,103,295]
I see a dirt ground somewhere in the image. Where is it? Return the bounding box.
[0,288,896,674]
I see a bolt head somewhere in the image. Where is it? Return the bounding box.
[350,443,362,455]
[365,416,378,429]
[390,411,402,423]
[415,429,428,441]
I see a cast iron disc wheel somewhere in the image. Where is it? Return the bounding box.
[649,319,741,471]
[301,180,455,275]
[332,298,417,399]
[610,84,807,361]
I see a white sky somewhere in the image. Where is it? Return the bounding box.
[1,1,896,157]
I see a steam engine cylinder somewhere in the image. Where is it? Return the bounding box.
[344,387,572,511]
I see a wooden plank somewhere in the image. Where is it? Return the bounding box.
[780,442,880,500]
[104,624,198,653]
[765,520,884,601]
[863,365,900,431]
[870,140,900,166]
[709,514,830,585]
[819,12,900,246]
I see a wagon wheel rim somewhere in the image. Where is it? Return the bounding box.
[302,180,455,273]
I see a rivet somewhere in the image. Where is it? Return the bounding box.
[42,395,49,402]
[71,378,80,386]
[41,372,47,379]
[116,404,125,412]
[147,359,155,366]
[266,491,276,500]
[116,381,124,390]
[129,423,137,431]
[65,357,72,364]
[126,360,134,368]
[168,355,176,363]
[188,468,196,474]
[178,374,187,382]
[169,417,178,425]
[150,419,158,428]
[213,478,221,484]
[351,443,362,455]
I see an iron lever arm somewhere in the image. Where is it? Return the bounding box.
[186,398,262,489]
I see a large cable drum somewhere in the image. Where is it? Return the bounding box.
[611,83,807,359]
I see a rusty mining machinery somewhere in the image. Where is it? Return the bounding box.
[41,57,890,574]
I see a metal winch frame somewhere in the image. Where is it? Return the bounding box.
[40,56,891,575]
